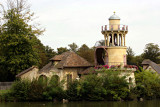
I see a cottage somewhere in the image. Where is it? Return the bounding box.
[16,51,93,89]
[142,59,160,74]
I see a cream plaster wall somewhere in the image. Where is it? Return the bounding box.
[120,71,136,86]
[37,67,85,90]
[107,47,127,66]
[109,19,120,30]
[146,66,156,73]
[20,68,39,81]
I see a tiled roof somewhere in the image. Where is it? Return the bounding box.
[78,67,96,75]
[55,51,93,68]
[142,59,160,74]
[39,62,53,73]
[50,52,71,61]
[16,66,38,77]
[39,51,93,72]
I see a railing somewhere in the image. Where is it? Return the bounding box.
[0,82,13,90]
[101,24,128,31]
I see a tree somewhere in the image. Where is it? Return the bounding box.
[95,40,105,47]
[45,46,56,60]
[127,47,135,65]
[57,47,69,55]
[31,37,48,68]
[135,69,160,99]
[77,44,94,64]
[0,0,44,81]
[142,43,160,63]
[68,42,78,52]
[134,55,143,67]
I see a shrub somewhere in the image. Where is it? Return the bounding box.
[135,68,160,99]
[102,70,130,101]
[66,70,131,101]
[28,79,48,101]
[43,75,65,101]
[10,80,31,101]
[8,78,48,101]
[66,80,82,101]
[80,75,106,101]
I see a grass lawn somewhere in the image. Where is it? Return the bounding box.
[0,90,10,95]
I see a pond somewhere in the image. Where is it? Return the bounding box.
[0,100,160,107]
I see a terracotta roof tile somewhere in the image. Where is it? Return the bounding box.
[78,67,96,75]
[39,51,93,73]
[55,51,93,68]
[50,51,71,61]
[39,62,53,73]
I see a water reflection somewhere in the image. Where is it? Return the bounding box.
[0,100,160,107]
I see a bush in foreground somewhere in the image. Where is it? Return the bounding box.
[134,68,160,99]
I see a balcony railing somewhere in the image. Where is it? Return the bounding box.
[101,24,128,32]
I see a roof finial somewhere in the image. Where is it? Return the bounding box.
[114,11,116,15]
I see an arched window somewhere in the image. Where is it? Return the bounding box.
[109,34,112,46]
[114,33,117,46]
[119,34,122,46]
[38,75,47,83]
[50,75,60,86]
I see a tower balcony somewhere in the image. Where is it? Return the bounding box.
[101,24,128,32]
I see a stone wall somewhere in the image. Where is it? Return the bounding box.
[20,67,39,81]
[0,82,13,90]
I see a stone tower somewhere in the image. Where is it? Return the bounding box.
[95,12,128,66]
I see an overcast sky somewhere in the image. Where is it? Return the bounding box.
[1,0,160,55]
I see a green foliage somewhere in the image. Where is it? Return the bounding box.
[68,42,78,52]
[0,33,39,81]
[43,75,65,101]
[3,69,160,101]
[1,78,48,101]
[10,80,31,101]
[0,90,11,101]
[28,79,48,101]
[0,90,10,95]
[66,70,131,101]
[66,80,82,101]
[81,75,106,101]
[0,8,41,81]
[57,47,69,55]
[77,44,94,64]
[45,46,57,60]
[102,70,130,101]
[127,47,135,65]
[142,43,160,63]
[31,37,56,68]
[95,40,105,46]
[134,55,144,67]
[134,68,160,99]
[66,75,106,101]
[0,3,55,81]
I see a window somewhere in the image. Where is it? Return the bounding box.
[67,74,72,88]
